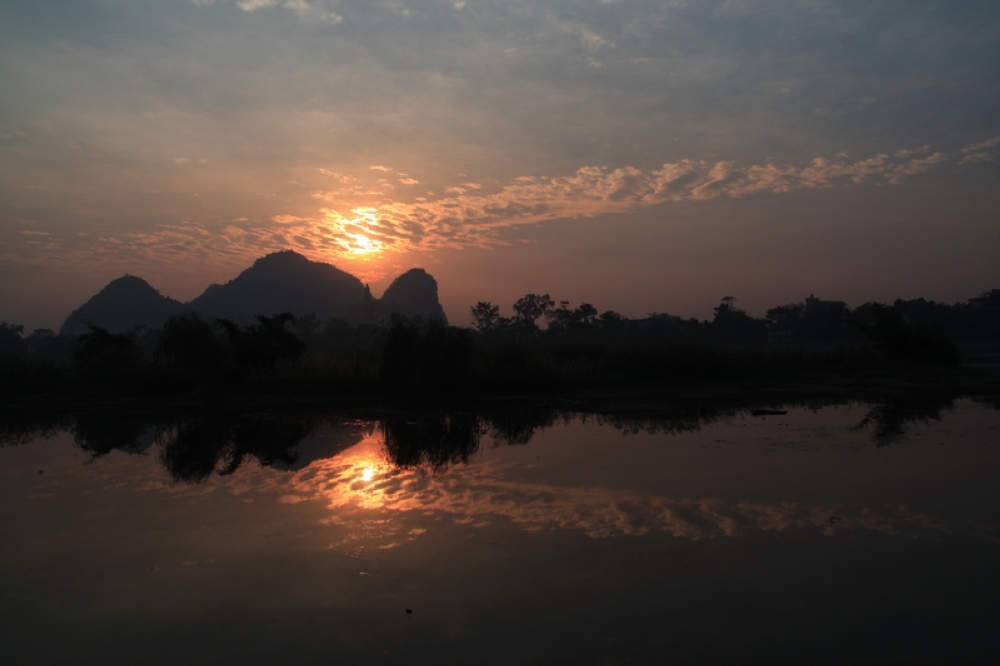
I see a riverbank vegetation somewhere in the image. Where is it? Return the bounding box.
[1,290,998,407]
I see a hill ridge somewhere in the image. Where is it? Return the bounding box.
[60,251,447,335]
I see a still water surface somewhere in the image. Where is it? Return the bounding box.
[2,399,999,664]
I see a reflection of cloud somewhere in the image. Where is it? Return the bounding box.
[78,420,997,556]
[262,436,961,544]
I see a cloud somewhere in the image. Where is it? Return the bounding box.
[894,145,930,158]
[959,152,995,165]
[32,137,998,271]
[236,0,342,23]
[236,0,279,10]
[960,137,1000,154]
[301,137,995,252]
[557,19,615,51]
[885,152,949,185]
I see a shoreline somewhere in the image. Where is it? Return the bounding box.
[4,364,998,419]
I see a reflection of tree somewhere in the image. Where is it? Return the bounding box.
[226,417,310,473]
[971,396,1000,411]
[853,396,955,446]
[73,412,153,458]
[159,414,311,483]
[481,406,559,446]
[597,405,737,436]
[381,414,484,471]
[0,411,68,447]
[159,418,229,483]
[380,408,569,471]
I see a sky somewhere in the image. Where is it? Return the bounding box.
[1,0,999,330]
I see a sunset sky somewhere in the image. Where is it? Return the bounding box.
[2,0,998,330]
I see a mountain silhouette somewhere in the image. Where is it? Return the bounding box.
[350,268,448,325]
[188,251,366,324]
[59,251,447,335]
[380,269,447,322]
[60,275,185,337]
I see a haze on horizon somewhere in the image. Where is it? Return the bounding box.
[1,0,998,331]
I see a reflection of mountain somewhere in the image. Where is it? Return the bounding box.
[270,422,370,472]
[59,250,447,334]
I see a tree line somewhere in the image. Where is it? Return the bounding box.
[1,289,997,401]
[467,290,998,360]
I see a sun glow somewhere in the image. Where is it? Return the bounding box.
[325,207,386,257]
[346,232,382,256]
[285,434,396,510]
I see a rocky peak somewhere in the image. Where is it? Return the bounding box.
[380,268,447,323]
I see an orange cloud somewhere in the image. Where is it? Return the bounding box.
[10,138,998,275]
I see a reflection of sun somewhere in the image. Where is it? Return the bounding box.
[290,435,394,510]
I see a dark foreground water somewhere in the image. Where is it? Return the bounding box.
[2,398,999,665]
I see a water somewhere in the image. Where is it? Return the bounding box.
[2,398,999,664]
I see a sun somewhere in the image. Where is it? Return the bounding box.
[324,207,386,257]
[346,232,383,256]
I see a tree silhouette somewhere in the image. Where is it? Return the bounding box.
[546,301,600,335]
[215,313,306,376]
[72,324,144,382]
[470,301,501,332]
[0,322,26,356]
[381,316,474,393]
[853,303,959,364]
[159,313,229,381]
[512,293,554,331]
[709,297,766,345]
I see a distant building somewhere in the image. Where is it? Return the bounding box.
[804,294,847,313]
[969,289,1000,309]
